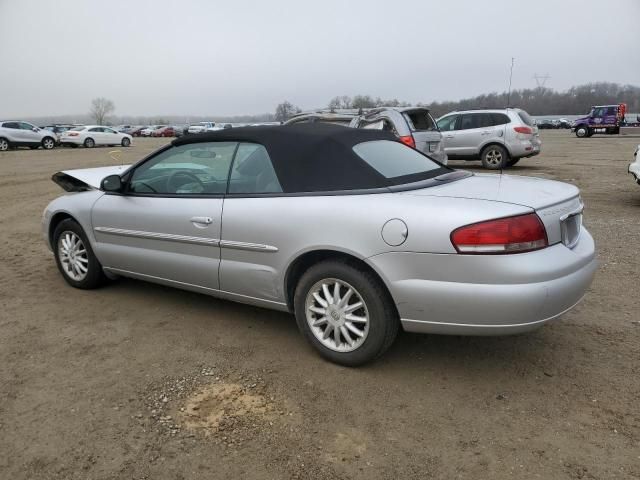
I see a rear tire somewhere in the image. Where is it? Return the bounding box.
[481,145,508,170]
[53,219,106,289]
[293,260,399,366]
[84,138,95,148]
[0,138,8,151]
[575,126,589,138]
[121,137,131,147]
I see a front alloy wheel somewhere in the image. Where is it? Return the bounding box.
[53,218,105,289]
[575,126,588,138]
[305,278,369,352]
[42,137,55,149]
[58,231,89,281]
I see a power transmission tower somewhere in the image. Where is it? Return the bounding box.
[533,73,551,88]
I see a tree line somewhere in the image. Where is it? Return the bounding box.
[275,82,640,120]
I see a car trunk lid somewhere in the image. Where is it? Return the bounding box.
[403,173,583,246]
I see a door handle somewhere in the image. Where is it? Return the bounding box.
[445,135,454,139]
[190,216,213,225]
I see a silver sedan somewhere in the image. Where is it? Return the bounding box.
[42,124,597,366]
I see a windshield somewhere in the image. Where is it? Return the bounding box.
[353,140,444,180]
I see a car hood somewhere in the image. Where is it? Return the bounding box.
[52,165,131,192]
[402,173,579,210]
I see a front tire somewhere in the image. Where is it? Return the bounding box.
[42,137,55,149]
[53,219,105,289]
[294,260,398,366]
[121,137,131,147]
[84,138,95,148]
[575,126,589,138]
[481,145,508,169]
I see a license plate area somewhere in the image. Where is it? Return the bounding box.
[428,142,438,152]
[561,212,582,248]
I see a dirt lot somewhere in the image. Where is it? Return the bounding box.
[0,131,638,479]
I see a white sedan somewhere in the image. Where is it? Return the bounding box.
[630,145,640,185]
[60,126,132,148]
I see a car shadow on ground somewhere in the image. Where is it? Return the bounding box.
[104,276,558,375]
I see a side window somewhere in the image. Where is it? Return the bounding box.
[606,106,617,116]
[591,107,604,118]
[476,113,494,128]
[20,122,35,130]
[228,143,282,194]
[3,122,19,129]
[104,128,116,134]
[459,114,480,130]
[129,142,237,195]
[436,115,457,131]
[89,127,103,132]
[491,113,510,126]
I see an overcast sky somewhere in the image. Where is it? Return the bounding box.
[1,0,638,117]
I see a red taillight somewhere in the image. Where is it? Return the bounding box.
[514,126,533,134]
[399,135,416,149]
[68,132,79,136]
[451,213,548,254]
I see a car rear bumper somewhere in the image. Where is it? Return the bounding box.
[367,228,596,335]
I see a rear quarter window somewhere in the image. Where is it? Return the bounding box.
[517,110,534,126]
[353,140,441,179]
[491,113,510,125]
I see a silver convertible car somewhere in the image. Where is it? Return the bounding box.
[43,124,597,365]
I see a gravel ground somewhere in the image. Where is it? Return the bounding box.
[0,131,638,479]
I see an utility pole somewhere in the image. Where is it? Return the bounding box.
[507,57,515,107]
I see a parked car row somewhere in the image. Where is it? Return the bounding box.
[536,118,572,129]
[285,106,542,169]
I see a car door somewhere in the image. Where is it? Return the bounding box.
[449,113,486,156]
[219,142,286,303]
[1,122,23,143]
[103,127,119,145]
[91,141,237,290]
[436,114,459,155]
[86,127,105,145]
[19,122,42,143]
[480,113,508,146]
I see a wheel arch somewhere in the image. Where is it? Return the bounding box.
[48,211,79,249]
[283,248,397,314]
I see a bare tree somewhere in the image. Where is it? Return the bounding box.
[89,97,115,125]
[274,101,300,122]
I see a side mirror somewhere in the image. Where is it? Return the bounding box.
[33,127,39,132]
[101,174,123,192]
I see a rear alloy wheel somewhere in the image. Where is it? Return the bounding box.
[575,126,589,138]
[0,138,9,151]
[42,137,55,149]
[294,260,398,366]
[84,138,95,148]
[121,137,131,147]
[53,219,105,289]
[481,145,508,169]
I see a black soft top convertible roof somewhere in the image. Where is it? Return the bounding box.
[172,123,447,193]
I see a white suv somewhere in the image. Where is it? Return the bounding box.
[0,121,57,151]
[436,108,541,169]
